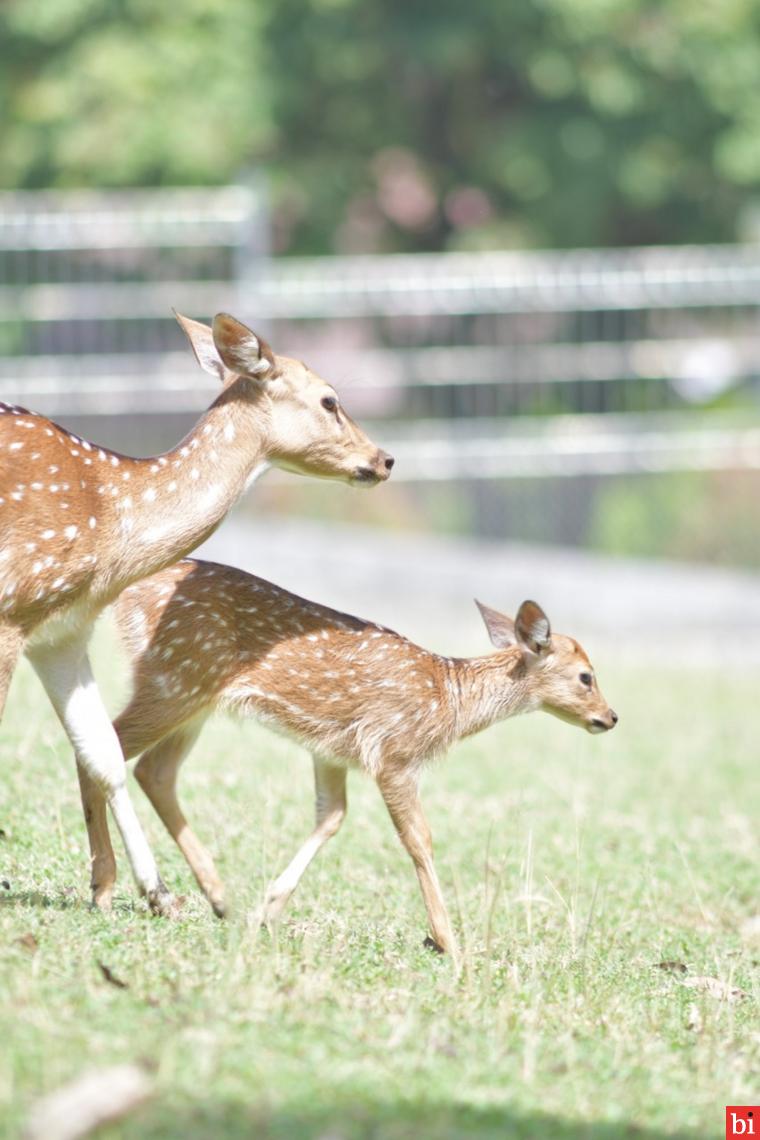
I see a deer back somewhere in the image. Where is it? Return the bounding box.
[1,405,121,631]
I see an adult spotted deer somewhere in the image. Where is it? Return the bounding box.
[106,559,616,954]
[0,313,393,915]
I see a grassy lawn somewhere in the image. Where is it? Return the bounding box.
[0,636,757,1139]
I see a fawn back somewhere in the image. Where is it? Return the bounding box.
[115,559,617,773]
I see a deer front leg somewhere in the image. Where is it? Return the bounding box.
[377,769,458,961]
[28,635,177,917]
[261,756,347,926]
[76,767,117,909]
[131,720,226,914]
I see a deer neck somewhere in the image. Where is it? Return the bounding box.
[446,650,529,740]
[112,386,270,583]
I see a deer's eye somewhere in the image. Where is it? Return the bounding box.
[321,395,338,413]
[579,672,593,687]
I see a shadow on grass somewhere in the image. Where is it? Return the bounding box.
[126,1097,713,1140]
[0,889,84,911]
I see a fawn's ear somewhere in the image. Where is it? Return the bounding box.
[475,599,517,648]
[175,311,228,382]
[212,313,276,380]
[515,600,552,656]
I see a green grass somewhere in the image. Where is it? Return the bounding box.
[0,640,758,1139]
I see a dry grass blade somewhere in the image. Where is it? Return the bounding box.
[740,915,760,943]
[680,975,748,1002]
[98,962,128,989]
[654,960,688,974]
[15,933,39,954]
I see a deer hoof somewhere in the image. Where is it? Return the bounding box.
[210,896,227,919]
[423,935,446,955]
[146,886,183,919]
[90,886,114,912]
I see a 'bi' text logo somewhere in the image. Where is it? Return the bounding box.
[727,1108,759,1137]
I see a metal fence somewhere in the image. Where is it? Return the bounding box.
[2,186,759,564]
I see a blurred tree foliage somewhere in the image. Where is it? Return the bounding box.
[3,0,760,254]
[0,0,271,188]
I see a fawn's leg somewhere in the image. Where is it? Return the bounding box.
[76,767,117,909]
[28,634,177,917]
[261,756,347,924]
[377,769,458,959]
[131,719,226,912]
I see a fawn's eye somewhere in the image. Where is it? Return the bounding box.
[579,671,593,687]
[321,395,338,413]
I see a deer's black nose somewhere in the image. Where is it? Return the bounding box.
[610,710,619,725]
[382,452,395,472]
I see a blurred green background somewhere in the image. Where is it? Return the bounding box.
[4,0,760,254]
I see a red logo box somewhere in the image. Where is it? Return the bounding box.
[727,1108,759,1137]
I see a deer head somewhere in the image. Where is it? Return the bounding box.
[177,312,394,486]
[476,599,618,733]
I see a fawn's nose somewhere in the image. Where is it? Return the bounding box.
[380,450,395,473]
[591,709,618,732]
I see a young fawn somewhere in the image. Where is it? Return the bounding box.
[0,312,392,915]
[108,559,617,954]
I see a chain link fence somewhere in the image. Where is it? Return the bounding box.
[1,186,759,566]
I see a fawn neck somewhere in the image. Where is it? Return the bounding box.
[445,651,531,740]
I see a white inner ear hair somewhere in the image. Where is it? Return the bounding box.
[534,618,551,643]
[248,357,271,376]
[232,335,270,375]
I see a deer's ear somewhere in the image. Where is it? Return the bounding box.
[212,313,276,380]
[174,311,228,383]
[475,599,517,648]
[515,600,552,655]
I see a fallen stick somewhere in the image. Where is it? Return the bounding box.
[24,1064,154,1140]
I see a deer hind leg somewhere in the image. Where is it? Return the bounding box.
[261,756,347,926]
[0,623,24,722]
[132,718,226,913]
[76,767,117,910]
[28,635,177,917]
[377,769,459,961]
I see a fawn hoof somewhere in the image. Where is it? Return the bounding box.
[423,935,446,955]
[260,893,287,926]
[146,884,183,919]
[257,898,286,932]
[210,896,227,919]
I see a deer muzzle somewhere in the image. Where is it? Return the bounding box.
[353,450,395,485]
[588,708,619,734]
